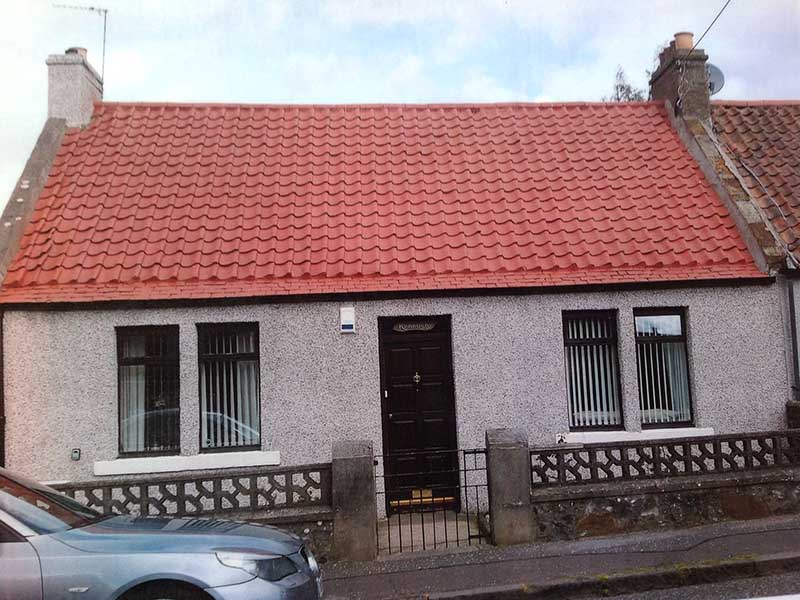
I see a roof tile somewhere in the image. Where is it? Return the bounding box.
[0,101,762,304]
[712,101,800,258]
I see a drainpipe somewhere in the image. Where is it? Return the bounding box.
[789,281,800,402]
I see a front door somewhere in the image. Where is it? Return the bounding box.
[379,315,459,514]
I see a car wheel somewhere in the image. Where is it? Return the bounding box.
[122,581,211,600]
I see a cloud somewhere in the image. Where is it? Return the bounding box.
[460,69,528,102]
[320,0,470,27]
[0,0,798,205]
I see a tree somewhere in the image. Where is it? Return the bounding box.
[603,66,646,102]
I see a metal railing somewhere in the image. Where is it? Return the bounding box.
[55,463,332,518]
[374,448,488,554]
[531,430,800,487]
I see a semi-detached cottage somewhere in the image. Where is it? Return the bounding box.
[0,35,793,491]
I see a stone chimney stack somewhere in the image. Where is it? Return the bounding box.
[46,47,103,127]
[649,32,711,121]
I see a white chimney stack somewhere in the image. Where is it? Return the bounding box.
[46,47,103,127]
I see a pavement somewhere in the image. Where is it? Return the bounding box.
[322,515,800,599]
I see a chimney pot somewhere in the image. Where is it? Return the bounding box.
[674,32,694,51]
[65,47,88,59]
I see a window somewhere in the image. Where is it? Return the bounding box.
[562,311,623,430]
[117,326,180,455]
[0,471,103,535]
[634,309,693,427]
[197,323,261,451]
[0,522,22,543]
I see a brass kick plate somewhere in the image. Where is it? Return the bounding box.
[389,488,454,508]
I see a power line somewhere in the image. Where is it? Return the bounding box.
[675,0,734,112]
[686,0,734,60]
[53,3,109,83]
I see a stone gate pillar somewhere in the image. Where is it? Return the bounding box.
[486,428,535,546]
[331,440,377,561]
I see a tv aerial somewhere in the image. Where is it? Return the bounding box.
[53,3,109,82]
[707,63,725,96]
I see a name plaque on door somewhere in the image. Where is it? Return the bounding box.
[393,320,436,333]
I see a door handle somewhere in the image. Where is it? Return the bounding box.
[388,413,393,419]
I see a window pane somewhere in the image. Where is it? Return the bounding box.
[198,324,261,450]
[120,364,146,453]
[117,327,180,454]
[0,474,101,534]
[634,311,692,426]
[120,333,146,359]
[635,315,682,336]
[563,312,622,429]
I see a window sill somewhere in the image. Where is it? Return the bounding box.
[93,450,280,477]
[200,444,262,454]
[562,427,714,445]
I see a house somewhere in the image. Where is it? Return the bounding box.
[647,32,800,411]
[0,35,792,486]
[680,96,800,402]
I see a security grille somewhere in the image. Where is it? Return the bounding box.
[116,326,180,455]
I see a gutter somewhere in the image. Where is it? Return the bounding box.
[790,282,800,401]
[0,274,776,313]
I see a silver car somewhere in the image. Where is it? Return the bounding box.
[0,467,322,600]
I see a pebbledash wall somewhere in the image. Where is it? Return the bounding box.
[3,282,792,482]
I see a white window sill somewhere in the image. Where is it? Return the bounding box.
[93,450,281,477]
[562,427,714,445]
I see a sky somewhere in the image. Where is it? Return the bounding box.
[0,0,798,203]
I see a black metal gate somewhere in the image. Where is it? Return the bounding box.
[374,448,488,554]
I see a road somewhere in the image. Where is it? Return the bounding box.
[594,573,800,600]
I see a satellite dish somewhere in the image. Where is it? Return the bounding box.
[707,63,725,95]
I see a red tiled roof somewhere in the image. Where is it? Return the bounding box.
[712,101,800,260]
[0,101,763,304]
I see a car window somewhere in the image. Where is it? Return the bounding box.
[0,471,104,534]
[0,521,23,543]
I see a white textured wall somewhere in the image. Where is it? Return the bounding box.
[3,283,791,482]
